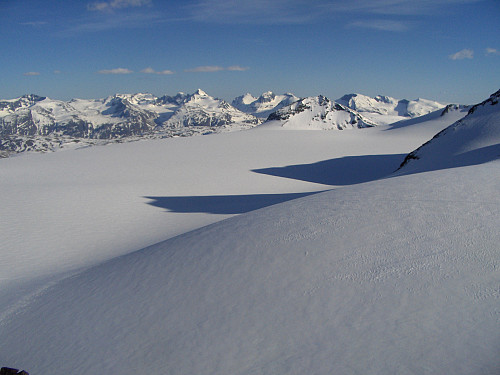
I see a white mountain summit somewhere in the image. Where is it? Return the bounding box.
[263,95,377,130]
[232,91,299,118]
[337,93,446,125]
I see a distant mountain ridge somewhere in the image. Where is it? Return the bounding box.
[0,89,455,156]
[336,93,446,125]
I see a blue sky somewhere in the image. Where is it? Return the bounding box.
[1,0,499,104]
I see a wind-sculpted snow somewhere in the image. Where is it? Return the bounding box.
[399,89,500,173]
[0,162,498,375]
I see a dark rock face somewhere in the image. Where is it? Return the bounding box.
[0,367,29,375]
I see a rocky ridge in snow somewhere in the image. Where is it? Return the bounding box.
[264,95,377,130]
[0,90,259,156]
[232,91,299,118]
[398,89,500,173]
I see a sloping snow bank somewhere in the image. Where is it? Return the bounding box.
[1,159,498,375]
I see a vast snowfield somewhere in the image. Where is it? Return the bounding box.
[0,96,498,374]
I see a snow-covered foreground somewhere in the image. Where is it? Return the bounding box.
[1,103,498,374]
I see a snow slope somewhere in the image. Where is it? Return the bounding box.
[399,90,500,174]
[1,94,497,374]
[0,138,498,375]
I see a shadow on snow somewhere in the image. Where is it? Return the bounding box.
[144,191,325,214]
[144,149,499,215]
[252,154,407,186]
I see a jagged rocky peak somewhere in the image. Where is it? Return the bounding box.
[258,91,276,103]
[0,94,47,112]
[266,95,377,130]
[157,92,188,105]
[192,88,209,98]
[115,93,157,105]
[231,91,299,118]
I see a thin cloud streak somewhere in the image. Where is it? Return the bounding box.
[23,72,41,76]
[185,66,225,73]
[327,0,482,15]
[88,0,152,12]
[20,21,48,27]
[66,13,162,34]
[227,65,249,71]
[97,68,134,74]
[449,49,474,60]
[185,65,249,73]
[348,19,409,32]
[186,0,319,24]
[141,67,175,75]
[186,0,483,24]
[485,47,499,56]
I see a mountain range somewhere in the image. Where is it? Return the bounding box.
[1,90,448,156]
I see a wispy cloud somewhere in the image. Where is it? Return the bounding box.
[54,70,62,74]
[185,65,249,73]
[328,0,482,16]
[185,66,225,73]
[141,67,175,75]
[348,19,409,32]
[23,72,40,76]
[67,12,161,34]
[88,0,152,12]
[187,0,318,24]
[186,0,482,24]
[97,68,134,74]
[449,49,474,60]
[20,21,48,27]
[485,47,500,56]
[227,65,249,71]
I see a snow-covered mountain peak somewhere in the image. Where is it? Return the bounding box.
[0,94,47,112]
[258,91,276,102]
[192,88,209,97]
[264,95,377,130]
[232,91,299,118]
[115,93,157,106]
[337,93,446,125]
[233,93,257,106]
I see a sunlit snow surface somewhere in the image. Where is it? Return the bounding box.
[0,102,498,375]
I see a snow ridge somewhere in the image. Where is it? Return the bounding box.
[399,89,500,172]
